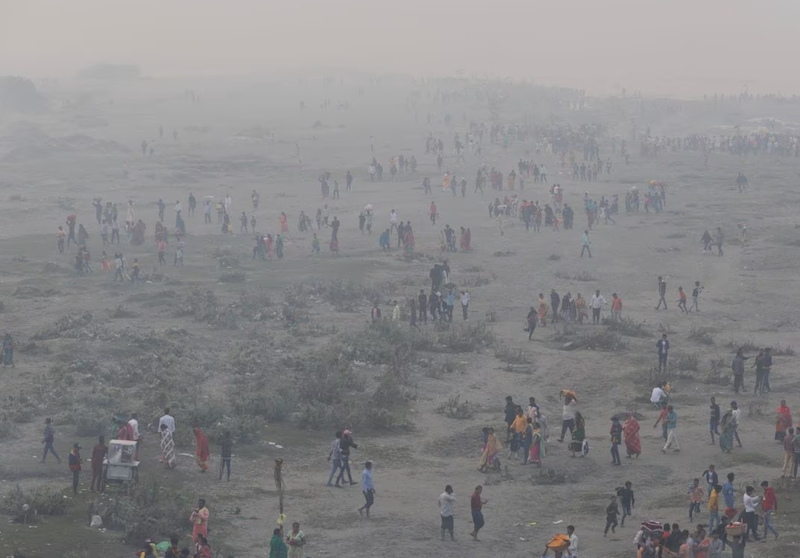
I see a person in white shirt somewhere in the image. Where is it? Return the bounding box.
[174,201,182,214]
[460,290,470,321]
[742,486,761,541]
[650,383,668,409]
[438,485,456,541]
[567,525,578,557]
[589,290,607,325]
[127,413,139,441]
[159,408,176,434]
[389,209,398,234]
[730,401,742,447]
[558,394,577,442]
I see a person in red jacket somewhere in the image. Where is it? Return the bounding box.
[760,481,779,539]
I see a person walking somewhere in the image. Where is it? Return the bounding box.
[610,416,622,465]
[618,481,635,527]
[68,443,82,495]
[460,290,470,321]
[760,481,778,540]
[438,485,456,541]
[661,405,680,453]
[656,334,670,373]
[731,349,749,394]
[580,229,592,258]
[655,276,667,310]
[741,486,761,541]
[689,281,702,312]
[782,428,795,477]
[469,485,487,541]
[326,431,342,487]
[709,398,721,444]
[358,461,375,518]
[219,431,233,481]
[604,496,619,536]
[590,290,606,325]
[40,417,61,464]
[707,484,721,532]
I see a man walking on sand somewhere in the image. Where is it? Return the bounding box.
[438,485,456,541]
[590,290,606,325]
[661,405,680,453]
[580,229,592,258]
[469,485,487,541]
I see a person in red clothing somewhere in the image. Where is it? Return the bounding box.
[760,481,779,539]
[611,293,623,320]
[469,485,487,541]
[90,435,108,492]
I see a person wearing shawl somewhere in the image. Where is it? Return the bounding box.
[719,410,735,453]
[624,413,642,458]
[529,422,546,466]
[569,412,586,457]
[269,528,288,558]
[193,426,210,471]
[159,424,177,469]
[775,400,792,441]
[478,427,502,472]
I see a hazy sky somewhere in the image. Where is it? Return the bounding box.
[2,0,799,95]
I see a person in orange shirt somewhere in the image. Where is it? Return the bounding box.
[611,293,623,320]
[677,286,688,313]
[511,408,527,460]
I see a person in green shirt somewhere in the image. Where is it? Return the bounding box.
[270,528,288,558]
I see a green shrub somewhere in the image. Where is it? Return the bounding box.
[1,485,70,523]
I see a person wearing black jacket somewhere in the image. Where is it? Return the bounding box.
[617,481,635,526]
[550,289,560,323]
[418,290,428,325]
[336,430,358,486]
[504,396,517,442]
[656,334,670,373]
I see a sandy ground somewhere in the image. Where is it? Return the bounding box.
[1,75,800,558]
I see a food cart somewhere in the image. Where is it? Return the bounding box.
[100,439,139,493]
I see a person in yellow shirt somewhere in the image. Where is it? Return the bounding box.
[511,408,527,460]
[707,484,721,532]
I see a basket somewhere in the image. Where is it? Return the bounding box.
[726,523,745,536]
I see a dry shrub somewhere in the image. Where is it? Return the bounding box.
[603,317,652,338]
[494,343,531,364]
[688,324,715,345]
[1,485,70,523]
[727,339,759,352]
[110,304,137,318]
[672,353,699,371]
[772,344,796,356]
[99,481,188,541]
[436,322,496,353]
[219,270,246,283]
[436,394,475,419]
[530,467,575,485]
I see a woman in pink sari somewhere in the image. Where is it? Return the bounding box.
[529,422,546,466]
[623,414,641,458]
[478,427,502,472]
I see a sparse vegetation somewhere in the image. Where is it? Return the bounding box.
[1,485,70,523]
[603,317,653,338]
[494,342,531,364]
[688,324,715,345]
[436,394,475,419]
[530,467,575,485]
[672,353,699,372]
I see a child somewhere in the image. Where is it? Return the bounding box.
[101,251,110,272]
[604,496,619,536]
[688,478,704,522]
[677,287,688,313]
[311,233,320,255]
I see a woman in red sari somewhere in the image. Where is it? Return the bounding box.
[776,400,792,441]
[193,426,210,472]
[623,413,641,458]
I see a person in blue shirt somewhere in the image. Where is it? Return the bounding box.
[358,461,375,518]
[722,472,736,509]
[379,229,391,251]
[446,291,456,322]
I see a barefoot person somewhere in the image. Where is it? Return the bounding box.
[438,485,457,541]
[193,426,210,472]
[469,485,487,541]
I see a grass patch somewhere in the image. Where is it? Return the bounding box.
[494,342,531,364]
[688,324,715,345]
[530,467,576,485]
[603,317,653,338]
[672,353,699,371]
[1,485,71,523]
[436,394,475,419]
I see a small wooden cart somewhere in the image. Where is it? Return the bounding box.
[100,439,139,493]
